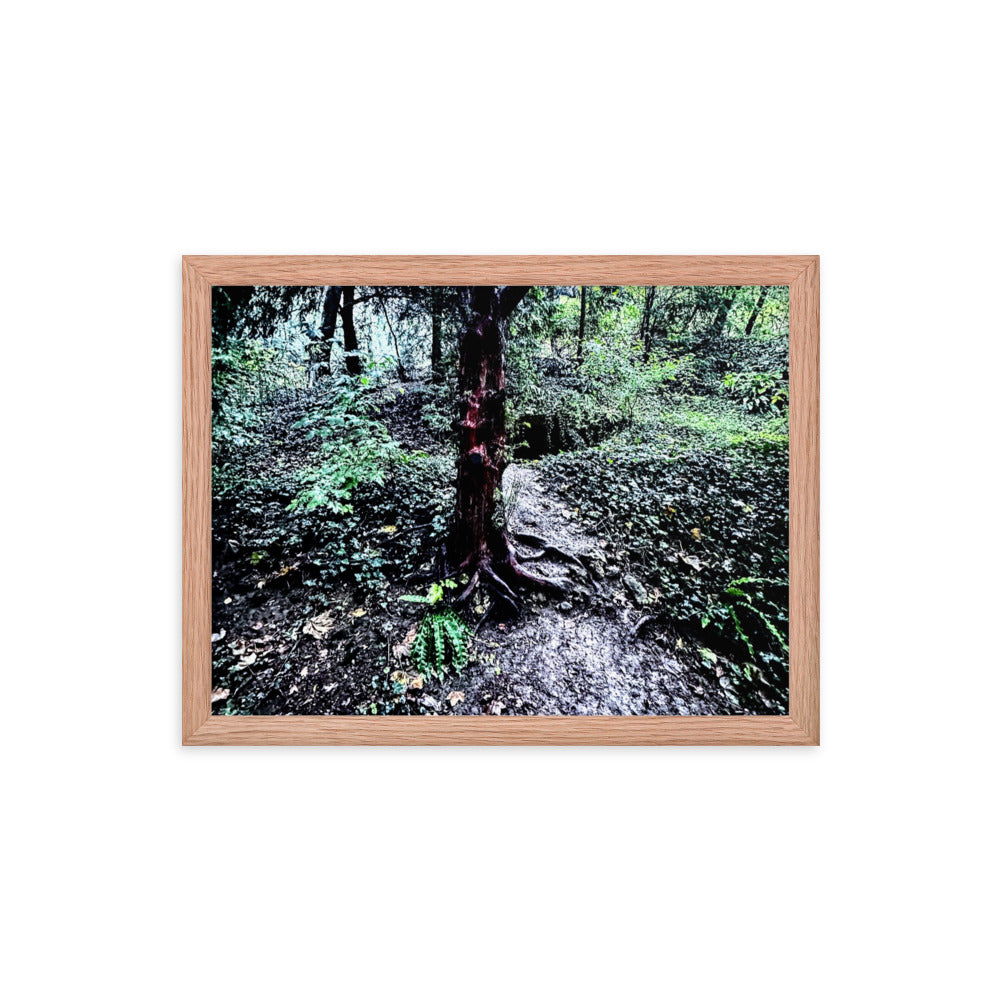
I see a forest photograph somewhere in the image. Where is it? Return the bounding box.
[211,283,790,717]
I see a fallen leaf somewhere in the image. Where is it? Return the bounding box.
[223,597,232,605]
[393,626,417,660]
[351,608,367,618]
[237,652,257,668]
[300,666,308,677]
[409,674,424,690]
[390,670,409,686]
[691,527,702,541]
[379,525,397,534]
[211,629,226,643]
[446,691,465,706]
[211,687,230,704]
[303,610,336,639]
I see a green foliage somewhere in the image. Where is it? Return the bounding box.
[721,370,788,414]
[212,340,305,492]
[296,452,453,594]
[400,579,457,604]
[701,575,789,678]
[417,383,457,442]
[581,342,678,424]
[410,607,470,679]
[287,374,400,514]
[654,401,789,455]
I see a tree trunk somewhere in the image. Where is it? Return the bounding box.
[576,285,588,361]
[451,286,538,567]
[316,285,342,377]
[430,288,443,384]
[640,285,656,361]
[341,286,361,376]
[452,288,515,566]
[708,287,738,340]
[744,286,770,336]
[444,286,576,606]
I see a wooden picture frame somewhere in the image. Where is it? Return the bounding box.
[183,255,819,745]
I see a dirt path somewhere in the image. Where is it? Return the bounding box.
[445,463,735,716]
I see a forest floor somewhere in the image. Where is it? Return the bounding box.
[211,379,783,717]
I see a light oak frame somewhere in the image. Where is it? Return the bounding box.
[183,256,819,745]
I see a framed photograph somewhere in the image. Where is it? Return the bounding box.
[183,256,818,745]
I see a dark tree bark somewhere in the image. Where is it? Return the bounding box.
[314,285,343,377]
[449,286,563,607]
[744,286,770,336]
[452,287,521,566]
[430,287,443,384]
[708,287,739,340]
[640,285,656,361]
[576,285,588,361]
[341,286,361,376]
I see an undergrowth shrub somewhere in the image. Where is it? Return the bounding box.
[721,370,789,414]
[212,340,305,492]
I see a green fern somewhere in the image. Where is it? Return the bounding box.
[410,608,470,679]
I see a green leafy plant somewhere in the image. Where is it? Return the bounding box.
[399,580,469,678]
[410,607,470,679]
[287,376,401,514]
[701,575,789,676]
[400,578,457,605]
[721,370,788,414]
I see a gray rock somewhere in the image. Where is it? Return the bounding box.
[557,601,573,612]
[623,573,649,604]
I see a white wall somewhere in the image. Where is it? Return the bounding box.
[4,3,995,998]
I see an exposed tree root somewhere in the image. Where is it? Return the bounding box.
[512,531,587,570]
[482,562,520,605]
[630,615,655,639]
[451,533,568,614]
[505,559,567,593]
[456,568,480,603]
